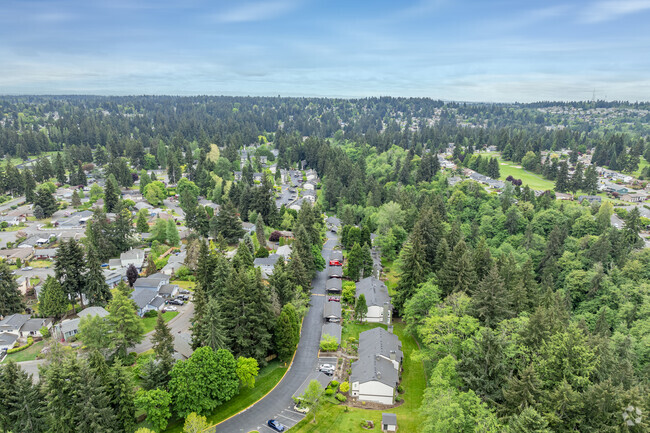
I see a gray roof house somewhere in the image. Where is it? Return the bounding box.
[330,250,343,262]
[328,266,342,278]
[326,278,342,293]
[323,301,342,322]
[120,248,146,269]
[350,327,403,405]
[158,284,179,299]
[0,333,19,352]
[0,314,31,334]
[253,254,281,276]
[382,413,398,432]
[54,318,81,341]
[131,288,160,317]
[133,273,169,291]
[275,245,292,260]
[356,277,392,324]
[78,307,109,319]
[20,318,52,338]
[321,322,342,345]
[292,371,331,401]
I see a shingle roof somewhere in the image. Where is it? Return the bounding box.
[21,318,51,333]
[323,301,342,319]
[0,333,19,348]
[292,372,331,399]
[254,254,281,267]
[326,279,342,292]
[0,314,31,331]
[356,277,391,307]
[158,284,178,296]
[131,288,157,309]
[321,323,342,344]
[382,413,397,425]
[358,328,403,363]
[59,318,80,334]
[350,353,399,388]
[78,307,109,319]
[149,296,165,308]
[330,251,343,261]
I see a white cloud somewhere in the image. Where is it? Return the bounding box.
[581,0,650,23]
[214,1,298,23]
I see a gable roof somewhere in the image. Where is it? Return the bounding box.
[253,254,281,267]
[321,323,342,344]
[330,250,343,261]
[78,307,109,319]
[356,277,391,307]
[0,314,31,332]
[350,352,399,388]
[131,288,158,310]
[0,333,19,348]
[292,371,331,400]
[358,327,403,363]
[382,413,397,425]
[326,278,342,292]
[323,301,342,319]
[21,318,52,333]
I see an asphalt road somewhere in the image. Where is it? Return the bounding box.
[212,230,338,433]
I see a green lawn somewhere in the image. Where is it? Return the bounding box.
[29,260,53,268]
[141,311,178,334]
[291,322,426,433]
[381,260,399,296]
[1,341,45,363]
[477,152,556,190]
[341,322,386,349]
[161,360,288,433]
[171,280,195,291]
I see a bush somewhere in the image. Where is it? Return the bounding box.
[395,395,402,402]
[335,393,346,402]
[40,326,51,339]
[330,380,339,389]
[255,247,269,258]
[124,351,138,366]
[397,384,404,393]
[340,381,350,393]
[319,334,338,352]
[324,388,335,396]
[7,337,34,354]
[269,231,281,242]
[342,281,356,304]
[143,310,158,318]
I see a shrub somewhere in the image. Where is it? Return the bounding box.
[330,380,339,389]
[397,384,404,393]
[255,247,269,258]
[269,231,281,242]
[143,310,158,318]
[324,388,335,396]
[340,381,350,393]
[40,326,51,339]
[319,334,338,352]
[124,351,138,366]
[7,337,34,354]
[335,393,346,402]
[395,395,402,402]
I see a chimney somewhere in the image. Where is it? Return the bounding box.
[390,350,396,361]
[387,325,393,334]
[376,371,381,379]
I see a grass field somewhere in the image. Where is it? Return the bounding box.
[141,311,178,334]
[171,280,195,291]
[290,322,426,433]
[340,322,386,349]
[161,360,288,433]
[1,341,45,363]
[477,152,556,190]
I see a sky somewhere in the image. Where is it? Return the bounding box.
[1,0,650,102]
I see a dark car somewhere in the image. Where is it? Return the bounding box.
[176,295,189,301]
[178,289,190,294]
[168,299,184,306]
[267,419,286,432]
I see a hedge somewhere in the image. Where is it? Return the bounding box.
[7,337,34,354]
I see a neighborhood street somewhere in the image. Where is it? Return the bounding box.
[212,230,338,433]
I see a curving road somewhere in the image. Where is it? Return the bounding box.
[212,230,338,433]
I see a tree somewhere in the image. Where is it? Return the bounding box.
[345,242,363,281]
[183,412,209,433]
[152,310,175,374]
[78,314,114,354]
[104,174,120,213]
[109,360,137,433]
[149,219,168,244]
[108,290,145,358]
[355,293,368,322]
[201,299,229,352]
[471,265,511,328]
[438,239,476,297]
[255,216,267,248]
[33,204,44,220]
[506,407,551,433]
[0,261,25,316]
[54,238,87,312]
[0,361,47,433]
[167,152,180,184]
[23,169,37,203]
[487,157,500,179]
[394,236,428,311]
[275,304,300,361]
[169,347,239,417]
[555,161,569,193]
[136,210,150,233]
[135,389,172,433]
[85,247,112,306]
[236,357,259,389]
[166,219,180,246]
[126,264,139,287]
[34,187,58,218]
[298,379,324,419]
[55,152,66,184]
[71,189,81,207]
[213,200,244,243]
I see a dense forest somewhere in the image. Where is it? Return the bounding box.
[0,96,649,432]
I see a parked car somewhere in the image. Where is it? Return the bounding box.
[329,260,342,266]
[328,297,340,302]
[319,364,335,375]
[21,266,33,271]
[267,420,286,432]
[178,289,190,294]
[293,404,310,414]
[168,299,184,306]
[163,306,177,312]
[176,295,190,301]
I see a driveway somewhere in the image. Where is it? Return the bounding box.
[16,359,47,382]
[133,301,195,358]
[212,231,338,432]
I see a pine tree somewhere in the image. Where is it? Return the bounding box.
[472,237,493,281]
[85,247,112,307]
[0,262,25,316]
[355,294,368,322]
[555,161,569,193]
[269,260,296,306]
[502,364,542,413]
[275,304,298,361]
[345,242,363,281]
[360,243,374,278]
[438,239,476,297]
[55,152,66,184]
[472,265,511,328]
[152,310,175,384]
[394,237,427,311]
[104,174,120,213]
[255,216,267,248]
[136,210,149,233]
[108,361,136,433]
[55,238,87,312]
[71,190,81,207]
[34,187,58,218]
[166,219,180,246]
[582,165,598,194]
[202,299,229,352]
[108,291,145,358]
[23,169,36,203]
[288,252,311,291]
[74,364,116,433]
[433,237,449,272]
[213,200,244,243]
[506,407,551,433]
[487,157,500,179]
[76,162,87,186]
[167,152,180,184]
[38,276,67,319]
[144,255,157,276]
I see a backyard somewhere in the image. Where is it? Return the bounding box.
[291,322,425,433]
[1,340,45,363]
[141,311,179,334]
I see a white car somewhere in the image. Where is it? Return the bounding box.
[164,306,177,312]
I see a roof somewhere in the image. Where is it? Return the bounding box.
[34,248,57,257]
[0,314,31,331]
[276,245,292,258]
[0,333,19,348]
[121,248,145,261]
[326,216,341,226]
[328,267,342,277]
[330,250,343,261]
[149,296,165,308]
[358,327,403,363]
[21,318,51,333]
[321,323,342,344]
[382,413,397,425]
[78,306,109,319]
[350,352,399,388]
[159,284,178,296]
[59,318,80,334]
[323,301,342,319]
[254,254,281,267]
[356,277,391,307]
[326,278,342,292]
[131,288,158,309]
[292,371,331,399]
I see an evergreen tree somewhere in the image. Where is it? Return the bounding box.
[202,299,229,352]
[104,174,120,213]
[55,152,66,184]
[355,293,368,322]
[54,238,87,312]
[360,243,374,278]
[71,189,81,207]
[33,204,44,220]
[126,264,139,287]
[108,290,145,358]
[487,157,500,179]
[34,187,58,218]
[150,219,168,244]
[38,276,67,319]
[75,162,87,186]
[167,152,180,184]
[0,261,24,316]
[502,364,542,413]
[471,265,511,328]
[213,200,244,243]
[255,216,267,248]
[506,407,551,433]
[269,260,296,306]
[6,363,47,433]
[555,161,569,193]
[108,361,137,433]
[166,219,180,246]
[85,247,112,306]
[23,168,36,203]
[152,310,175,384]
[345,242,363,281]
[275,304,299,361]
[136,210,149,233]
[438,239,476,297]
[394,236,427,311]
[583,165,598,194]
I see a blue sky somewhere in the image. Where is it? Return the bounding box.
[1,0,650,101]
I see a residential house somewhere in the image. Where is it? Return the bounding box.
[292,371,331,403]
[555,192,573,200]
[0,333,18,352]
[0,248,33,263]
[323,301,342,322]
[241,222,256,235]
[321,322,342,346]
[104,267,128,288]
[77,306,109,320]
[355,277,392,324]
[158,284,179,299]
[275,245,292,261]
[33,248,57,260]
[328,266,342,278]
[20,318,52,338]
[0,314,31,334]
[326,216,341,230]
[350,328,403,404]
[621,193,647,203]
[120,248,146,270]
[253,254,281,276]
[131,273,170,316]
[447,176,462,186]
[578,195,602,205]
[382,413,398,432]
[16,276,32,295]
[54,318,81,341]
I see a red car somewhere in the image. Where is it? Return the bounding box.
[329,260,342,266]
[328,297,340,302]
